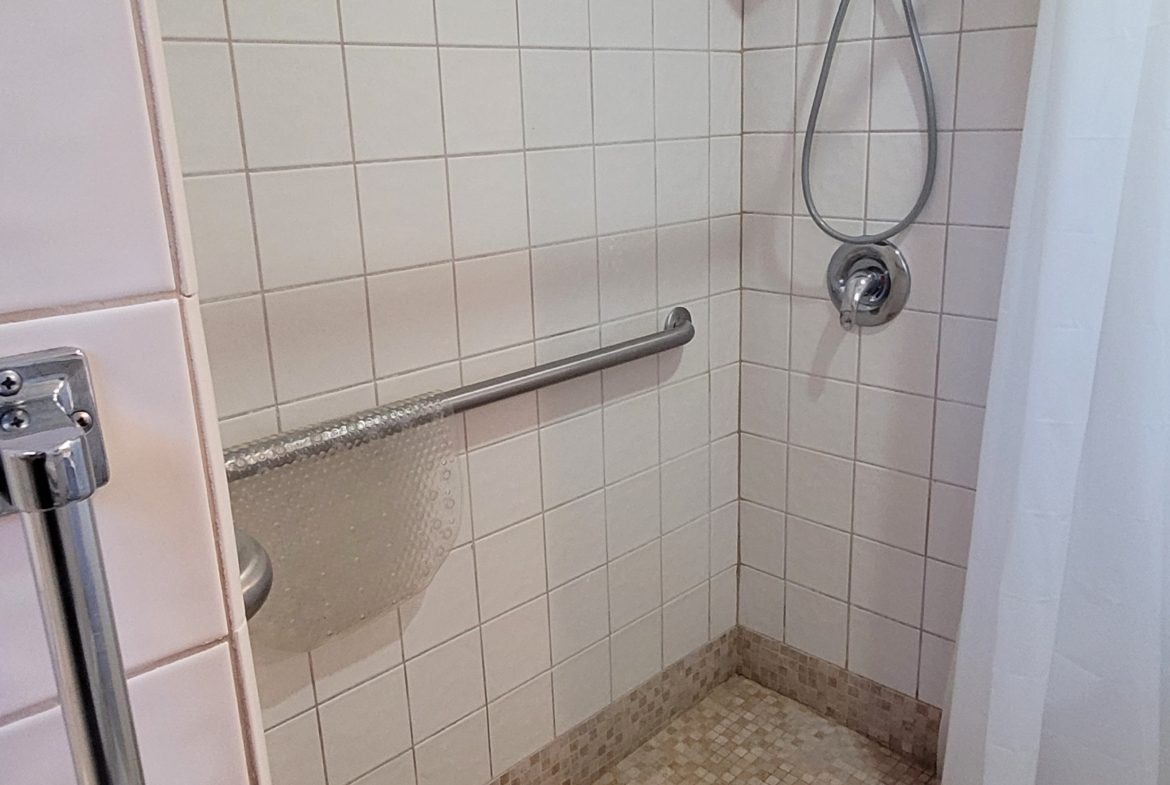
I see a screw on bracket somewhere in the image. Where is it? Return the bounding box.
[0,407,30,432]
[71,410,94,431]
[0,370,22,397]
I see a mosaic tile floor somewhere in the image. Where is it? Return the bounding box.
[594,677,939,785]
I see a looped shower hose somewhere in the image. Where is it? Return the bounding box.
[801,0,939,244]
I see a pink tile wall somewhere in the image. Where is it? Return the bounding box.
[0,1,266,783]
[737,0,1038,707]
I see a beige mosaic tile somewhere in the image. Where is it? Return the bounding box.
[594,676,938,785]
[738,628,942,766]
[488,630,739,785]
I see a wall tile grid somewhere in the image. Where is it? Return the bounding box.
[737,0,1037,708]
[1,1,268,784]
[157,0,745,783]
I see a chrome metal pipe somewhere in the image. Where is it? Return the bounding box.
[0,348,145,785]
[442,306,694,413]
[20,501,146,785]
[223,307,694,483]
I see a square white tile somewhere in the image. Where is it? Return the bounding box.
[606,468,661,558]
[233,43,352,168]
[739,434,787,511]
[596,144,657,235]
[487,674,554,773]
[785,583,848,666]
[853,463,929,553]
[541,410,605,507]
[436,0,518,45]
[266,279,374,401]
[400,546,480,658]
[744,0,797,47]
[848,608,920,696]
[855,386,934,476]
[318,669,412,784]
[183,174,259,299]
[481,597,552,700]
[744,48,795,132]
[552,639,611,732]
[414,710,491,785]
[519,0,590,45]
[657,221,710,307]
[609,541,662,630]
[358,159,453,271]
[521,49,593,148]
[610,610,662,696]
[739,501,784,577]
[346,46,445,160]
[655,51,709,139]
[467,432,544,536]
[786,517,849,599]
[663,582,710,664]
[250,165,363,289]
[200,297,275,417]
[527,147,597,246]
[656,139,710,224]
[532,240,600,338]
[368,264,459,376]
[549,567,610,662]
[405,630,486,741]
[164,42,243,173]
[788,373,857,458]
[441,48,524,154]
[737,565,783,640]
[653,0,708,48]
[590,0,653,47]
[340,0,436,43]
[786,446,853,530]
[662,516,710,600]
[455,251,534,355]
[447,153,530,257]
[592,51,655,144]
[603,392,660,481]
[545,491,607,587]
[475,516,547,620]
[226,0,339,40]
[850,537,925,626]
[599,230,657,321]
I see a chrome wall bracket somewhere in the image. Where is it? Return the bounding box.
[1,348,146,785]
[0,349,109,515]
[827,242,911,329]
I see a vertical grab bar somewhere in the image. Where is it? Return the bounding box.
[0,349,146,785]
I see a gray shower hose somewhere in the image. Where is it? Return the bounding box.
[801,0,939,244]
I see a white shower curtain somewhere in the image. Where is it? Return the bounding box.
[941,1,1170,783]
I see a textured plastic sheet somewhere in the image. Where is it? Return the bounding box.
[226,393,460,652]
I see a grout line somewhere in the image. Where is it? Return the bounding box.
[332,0,380,410]
[217,4,284,433]
[914,0,971,701]
[0,290,178,326]
[177,131,748,179]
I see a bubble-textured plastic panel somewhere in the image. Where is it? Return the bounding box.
[227,393,459,652]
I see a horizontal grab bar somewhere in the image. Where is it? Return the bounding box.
[222,307,695,482]
[443,306,694,414]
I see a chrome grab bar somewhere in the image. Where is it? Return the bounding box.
[236,530,273,620]
[222,307,695,622]
[1,349,146,785]
[223,306,695,483]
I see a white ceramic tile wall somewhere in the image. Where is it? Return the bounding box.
[2,1,267,784]
[157,0,743,782]
[736,0,1037,707]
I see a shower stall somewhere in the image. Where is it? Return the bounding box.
[1,0,1055,783]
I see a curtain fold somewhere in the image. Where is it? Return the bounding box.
[942,1,1170,783]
